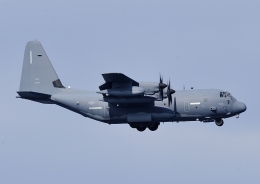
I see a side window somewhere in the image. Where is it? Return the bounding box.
[223,92,226,97]
[220,92,223,97]
[220,92,227,98]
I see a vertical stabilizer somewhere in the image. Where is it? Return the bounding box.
[19,41,64,95]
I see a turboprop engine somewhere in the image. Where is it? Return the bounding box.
[97,86,145,97]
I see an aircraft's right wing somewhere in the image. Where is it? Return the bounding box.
[99,73,139,90]
[97,73,174,106]
[98,73,157,105]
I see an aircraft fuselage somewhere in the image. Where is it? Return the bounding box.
[48,88,246,125]
[17,41,247,131]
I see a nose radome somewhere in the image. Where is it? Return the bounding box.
[233,101,247,114]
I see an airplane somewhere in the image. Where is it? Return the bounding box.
[17,41,247,132]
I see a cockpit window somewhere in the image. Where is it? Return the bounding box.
[220,92,229,97]
[230,95,237,102]
[220,91,237,101]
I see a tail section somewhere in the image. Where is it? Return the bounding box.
[18,41,64,102]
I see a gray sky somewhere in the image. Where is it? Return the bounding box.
[1,0,260,183]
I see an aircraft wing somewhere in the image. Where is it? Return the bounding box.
[99,73,139,90]
[102,73,138,85]
[98,73,158,104]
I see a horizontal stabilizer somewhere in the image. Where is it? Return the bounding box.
[17,91,53,104]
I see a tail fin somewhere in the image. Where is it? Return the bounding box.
[18,40,64,96]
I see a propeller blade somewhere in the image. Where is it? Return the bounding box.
[160,88,163,100]
[168,93,172,107]
[167,79,175,106]
[159,74,167,100]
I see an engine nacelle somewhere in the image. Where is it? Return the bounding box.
[98,86,144,97]
[102,96,156,104]
[139,82,161,95]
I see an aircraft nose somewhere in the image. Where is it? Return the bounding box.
[233,101,247,114]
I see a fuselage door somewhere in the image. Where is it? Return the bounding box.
[184,101,190,112]
[104,103,110,120]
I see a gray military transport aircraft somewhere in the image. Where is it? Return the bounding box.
[17,41,247,132]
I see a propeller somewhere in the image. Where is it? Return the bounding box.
[159,75,167,100]
[167,79,175,106]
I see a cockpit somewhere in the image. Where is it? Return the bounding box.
[220,91,237,102]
